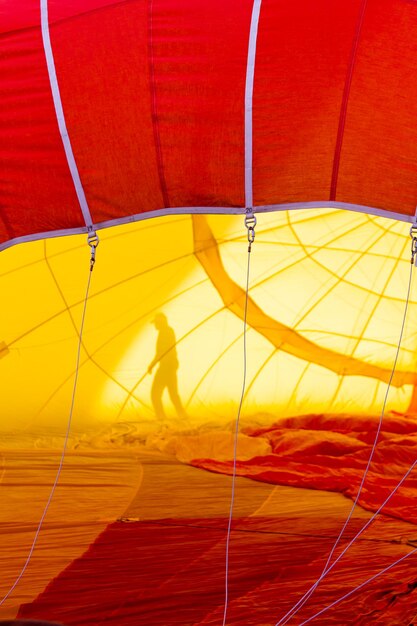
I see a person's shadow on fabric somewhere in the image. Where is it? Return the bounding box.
[148,313,188,422]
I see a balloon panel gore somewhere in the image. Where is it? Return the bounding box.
[0,209,415,442]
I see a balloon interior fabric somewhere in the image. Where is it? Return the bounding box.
[2,212,417,624]
[2,0,417,247]
[3,1,417,625]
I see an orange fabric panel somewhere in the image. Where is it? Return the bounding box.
[0,449,140,620]
[16,448,417,625]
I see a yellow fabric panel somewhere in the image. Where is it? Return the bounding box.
[0,210,416,439]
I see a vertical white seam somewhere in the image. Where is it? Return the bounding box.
[40,0,94,231]
[245,0,262,210]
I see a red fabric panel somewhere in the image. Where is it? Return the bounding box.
[18,520,230,625]
[193,413,417,525]
[49,0,124,22]
[48,0,165,223]
[253,0,364,206]
[47,0,249,225]
[2,0,46,33]
[147,0,249,210]
[1,2,84,244]
[18,515,417,624]
[335,0,417,216]
[3,0,417,246]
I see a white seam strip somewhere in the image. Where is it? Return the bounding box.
[1,202,415,253]
[254,201,417,222]
[245,0,262,209]
[40,0,94,230]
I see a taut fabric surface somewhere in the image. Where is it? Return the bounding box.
[3,1,417,245]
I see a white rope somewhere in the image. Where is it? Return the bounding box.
[279,458,417,624]
[275,249,415,625]
[299,546,417,625]
[40,0,94,230]
[222,220,254,625]
[244,0,262,210]
[0,244,96,607]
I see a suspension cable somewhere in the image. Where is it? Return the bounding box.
[222,211,256,626]
[0,233,98,607]
[299,545,417,625]
[275,226,417,625]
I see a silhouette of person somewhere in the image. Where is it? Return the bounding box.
[148,313,188,422]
